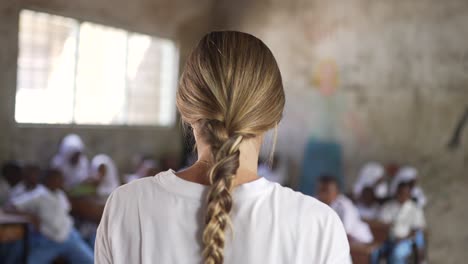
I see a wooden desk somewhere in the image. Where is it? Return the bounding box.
[350,220,391,264]
[0,211,29,264]
[350,242,381,264]
[69,196,106,224]
[364,219,391,243]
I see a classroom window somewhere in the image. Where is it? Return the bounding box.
[15,10,179,126]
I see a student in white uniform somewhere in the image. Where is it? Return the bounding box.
[9,164,41,199]
[0,162,25,263]
[0,161,23,205]
[376,163,400,200]
[51,134,90,189]
[91,154,120,196]
[378,181,426,263]
[353,162,385,220]
[356,186,380,221]
[318,175,374,244]
[390,166,427,208]
[95,31,350,264]
[7,168,93,264]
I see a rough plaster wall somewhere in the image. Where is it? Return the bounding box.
[212,0,468,262]
[0,0,215,171]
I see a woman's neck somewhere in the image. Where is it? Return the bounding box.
[175,137,261,186]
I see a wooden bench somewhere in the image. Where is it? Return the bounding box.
[0,211,30,264]
[69,196,106,224]
[350,242,381,264]
[365,219,391,243]
[350,220,391,264]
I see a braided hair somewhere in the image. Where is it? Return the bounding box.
[176,31,285,264]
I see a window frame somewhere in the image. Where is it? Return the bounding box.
[14,8,180,129]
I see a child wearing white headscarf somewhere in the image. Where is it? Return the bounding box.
[7,168,94,264]
[390,166,427,208]
[51,134,90,189]
[91,154,120,196]
[353,162,385,198]
[353,162,385,220]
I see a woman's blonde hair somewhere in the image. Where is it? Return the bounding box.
[176,31,285,264]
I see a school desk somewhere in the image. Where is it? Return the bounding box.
[0,210,29,264]
[69,195,107,224]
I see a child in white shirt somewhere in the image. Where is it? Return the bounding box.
[9,168,93,264]
[378,181,426,263]
[390,166,427,208]
[9,164,41,199]
[91,154,120,197]
[353,162,385,220]
[318,175,374,244]
[357,186,380,220]
[0,161,23,205]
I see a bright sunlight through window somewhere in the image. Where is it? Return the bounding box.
[15,10,179,126]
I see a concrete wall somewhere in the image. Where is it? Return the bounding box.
[0,0,214,171]
[211,0,468,262]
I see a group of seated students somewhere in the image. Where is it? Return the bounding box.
[1,133,427,264]
[317,162,427,264]
[0,134,164,264]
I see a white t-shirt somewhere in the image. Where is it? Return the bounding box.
[378,199,426,239]
[11,185,73,242]
[356,203,380,221]
[95,170,350,264]
[9,182,27,199]
[330,195,374,244]
[0,178,11,205]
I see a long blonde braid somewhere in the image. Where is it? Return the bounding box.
[176,31,285,264]
[202,128,244,264]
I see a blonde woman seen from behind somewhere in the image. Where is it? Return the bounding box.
[95,31,350,264]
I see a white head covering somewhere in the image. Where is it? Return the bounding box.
[353,162,385,198]
[58,134,84,157]
[51,134,89,189]
[91,154,120,196]
[390,166,418,196]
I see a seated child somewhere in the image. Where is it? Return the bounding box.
[9,164,41,198]
[317,175,374,244]
[353,162,385,220]
[91,154,120,197]
[390,166,426,208]
[356,186,380,221]
[379,181,426,263]
[379,163,401,200]
[0,161,23,205]
[8,168,93,264]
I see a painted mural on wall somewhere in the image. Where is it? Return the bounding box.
[310,58,343,141]
[300,58,345,195]
[299,53,367,194]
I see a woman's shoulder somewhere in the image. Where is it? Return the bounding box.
[105,172,166,205]
[118,169,168,191]
[116,176,157,193]
[270,183,328,209]
[267,184,350,262]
